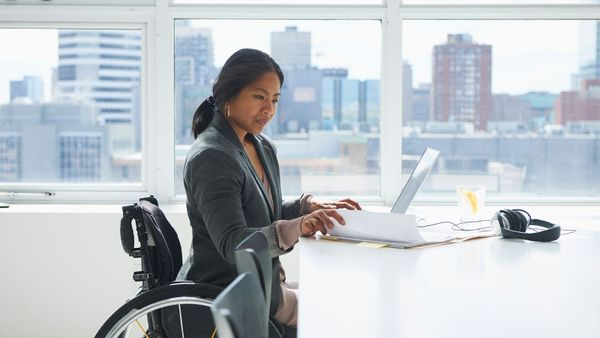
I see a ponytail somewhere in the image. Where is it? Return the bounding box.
[191,96,216,139]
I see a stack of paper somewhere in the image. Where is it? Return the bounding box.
[325,209,488,248]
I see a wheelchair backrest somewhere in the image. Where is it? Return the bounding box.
[120,196,183,290]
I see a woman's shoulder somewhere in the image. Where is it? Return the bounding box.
[186,130,242,166]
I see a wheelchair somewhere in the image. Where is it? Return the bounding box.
[95,196,222,338]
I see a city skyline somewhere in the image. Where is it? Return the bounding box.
[0,20,586,104]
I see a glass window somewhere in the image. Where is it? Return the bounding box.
[403,0,597,4]
[174,20,382,197]
[402,20,600,197]
[0,28,142,184]
[174,0,381,4]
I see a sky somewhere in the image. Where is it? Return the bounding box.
[0,19,585,104]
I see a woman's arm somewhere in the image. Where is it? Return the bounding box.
[281,193,313,220]
[186,148,304,261]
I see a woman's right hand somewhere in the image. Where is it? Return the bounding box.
[300,209,346,237]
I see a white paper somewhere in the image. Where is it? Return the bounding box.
[328,209,426,244]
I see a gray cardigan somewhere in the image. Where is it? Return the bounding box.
[178,111,304,314]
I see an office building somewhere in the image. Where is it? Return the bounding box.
[321,68,380,132]
[361,79,381,132]
[270,26,311,70]
[557,79,600,124]
[174,23,215,144]
[579,19,600,81]
[402,63,414,126]
[60,131,103,181]
[339,78,360,130]
[411,83,431,124]
[174,23,215,87]
[276,68,322,133]
[321,68,348,129]
[432,34,492,131]
[0,101,135,182]
[0,132,21,182]
[9,75,43,103]
[54,29,142,124]
[491,94,534,127]
[403,132,600,194]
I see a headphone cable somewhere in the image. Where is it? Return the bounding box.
[417,219,492,232]
[418,218,577,235]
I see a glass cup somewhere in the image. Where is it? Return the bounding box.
[456,185,486,222]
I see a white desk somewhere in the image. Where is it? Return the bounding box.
[298,230,600,338]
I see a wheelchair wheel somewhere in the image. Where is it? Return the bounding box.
[95,282,222,338]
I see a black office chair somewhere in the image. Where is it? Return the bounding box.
[235,232,273,317]
[211,272,268,338]
[236,232,289,338]
[96,196,221,338]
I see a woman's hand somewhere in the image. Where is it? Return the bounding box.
[309,198,362,213]
[300,209,346,237]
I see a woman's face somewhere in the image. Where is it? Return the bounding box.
[226,71,281,138]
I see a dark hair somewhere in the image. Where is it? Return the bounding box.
[191,48,284,139]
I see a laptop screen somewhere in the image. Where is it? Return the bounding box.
[391,147,440,214]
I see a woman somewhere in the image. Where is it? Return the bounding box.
[178,48,361,333]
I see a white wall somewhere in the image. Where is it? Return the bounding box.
[0,204,299,338]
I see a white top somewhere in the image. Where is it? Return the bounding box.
[298,230,600,338]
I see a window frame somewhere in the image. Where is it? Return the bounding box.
[0,0,599,205]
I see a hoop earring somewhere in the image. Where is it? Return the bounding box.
[226,104,231,118]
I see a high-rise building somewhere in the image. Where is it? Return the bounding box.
[276,68,322,134]
[10,76,43,103]
[174,22,215,87]
[412,83,431,123]
[174,22,215,144]
[271,26,311,71]
[321,68,348,129]
[60,132,103,181]
[432,34,492,130]
[359,79,380,132]
[0,132,21,182]
[402,63,414,126]
[340,78,360,130]
[579,20,600,81]
[557,79,600,124]
[0,101,135,182]
[320,68,379,132]
[54,29,142,124]
[491,94,533,124]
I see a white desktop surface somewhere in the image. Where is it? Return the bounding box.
[297,230,600,338]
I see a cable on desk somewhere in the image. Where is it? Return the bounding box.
[418,219,577,235]
[417,219,492,232]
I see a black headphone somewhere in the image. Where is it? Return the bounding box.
[494,209,561,242]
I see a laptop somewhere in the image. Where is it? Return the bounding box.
[391,147,440,214]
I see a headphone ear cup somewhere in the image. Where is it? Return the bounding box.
[514,210,528,232]
[496,211,509,229]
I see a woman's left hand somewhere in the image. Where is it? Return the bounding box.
[309,198,362,213]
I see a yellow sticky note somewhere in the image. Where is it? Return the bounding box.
[356,242,388,249]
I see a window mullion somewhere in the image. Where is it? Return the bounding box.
[154,0,176,202]
[381,0,404,206]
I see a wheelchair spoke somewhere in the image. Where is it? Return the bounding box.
[178,304,185,338]
[134,319,150,338]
